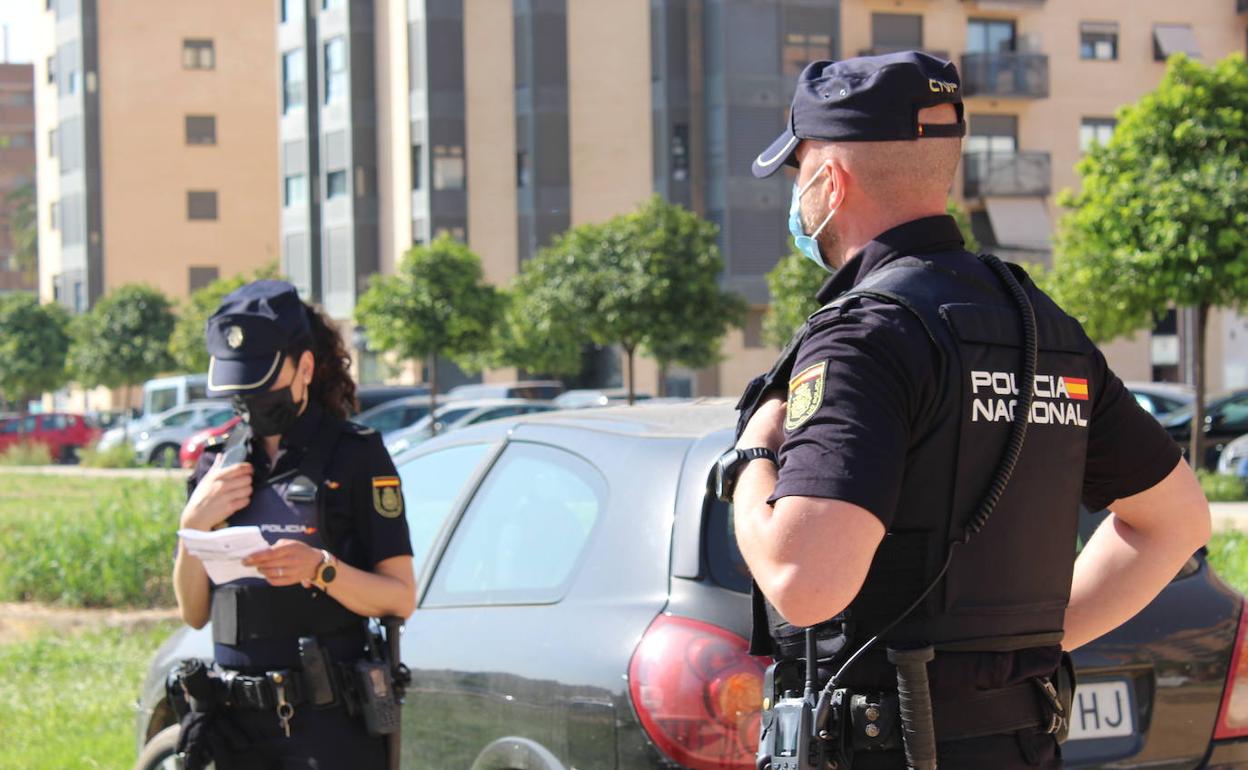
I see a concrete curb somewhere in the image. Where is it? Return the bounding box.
[0,465,184,480]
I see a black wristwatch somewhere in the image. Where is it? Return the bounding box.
[714,447,779,502]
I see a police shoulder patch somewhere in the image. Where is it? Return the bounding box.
[371,476,404,518]
[785,361,826,431]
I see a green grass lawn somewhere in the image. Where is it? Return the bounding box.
[0,473,184,607]
[1208,530,1248,595]
[0,620,178,770]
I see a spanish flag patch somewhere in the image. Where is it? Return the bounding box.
[371,476,403,518]
[1061,377,1089,401]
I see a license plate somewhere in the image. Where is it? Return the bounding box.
[1066,680,1135,741]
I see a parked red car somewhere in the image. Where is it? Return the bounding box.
[179,415,241,469]
[0,413,101,463]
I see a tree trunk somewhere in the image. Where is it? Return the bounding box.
[1190,303,1209,471]
[625,345,636,406]
[657,363,669,398]
[428,353,439,436]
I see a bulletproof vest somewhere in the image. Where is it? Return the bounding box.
[210,417,364,648]
[749,254,1094,673]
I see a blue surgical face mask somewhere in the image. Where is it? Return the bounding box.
[788,166,837,272]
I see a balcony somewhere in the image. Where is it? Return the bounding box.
[963,151,1051,198]
[960,52,1049,99]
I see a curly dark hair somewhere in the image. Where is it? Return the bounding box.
[285,303,358,420]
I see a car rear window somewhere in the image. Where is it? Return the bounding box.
[705,499,752,594]
[424,442,605,606]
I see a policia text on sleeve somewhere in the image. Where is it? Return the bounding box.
[719,52,1208,770]
[170,280,416,770]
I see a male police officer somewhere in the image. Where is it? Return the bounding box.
[723,52,1211,768]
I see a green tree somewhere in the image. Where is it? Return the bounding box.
[763,198,979,348]
[502,195,745,402]
[494,258,591,380]
[1042,53,1248,464]
[5,182,37,280]
[0,294,71,409]
[69,284,177,407]
[355,234,503,425]
[169,264,280,373]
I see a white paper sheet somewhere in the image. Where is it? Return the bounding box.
[178,526,271,584]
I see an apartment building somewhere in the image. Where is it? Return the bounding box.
[32,0,279,313]
[284,0,1248,396]
[842,0,1247,389]
[0,63,36,293]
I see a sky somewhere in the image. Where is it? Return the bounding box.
[0,2,36,64]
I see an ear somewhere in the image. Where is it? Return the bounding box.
[821,157,849,212]
[298,350,315,383]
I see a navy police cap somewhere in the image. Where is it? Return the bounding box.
[205,280,312,397]
[752,50,966,178]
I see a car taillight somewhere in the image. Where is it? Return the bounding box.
[628,613,768,770]
[1215,602,1248,740]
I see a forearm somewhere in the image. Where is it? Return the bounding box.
[173,543,212,629]
[322,561,415,619]
[1063,515,1199,651]
[732,458,786,583]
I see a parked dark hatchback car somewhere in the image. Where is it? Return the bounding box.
[1164,389,1248,469]
[135,403,1248,769]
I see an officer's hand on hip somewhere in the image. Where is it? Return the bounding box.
[180,453,255,531]
[737,394,787,453]
[243,538,323,587]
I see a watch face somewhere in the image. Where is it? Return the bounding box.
[321,565,337,584]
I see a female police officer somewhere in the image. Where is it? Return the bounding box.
[172,280,416,769]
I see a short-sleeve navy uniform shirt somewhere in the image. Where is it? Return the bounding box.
[189,399,413,668]
[772,215,1181,522]
[769,217,1181,764]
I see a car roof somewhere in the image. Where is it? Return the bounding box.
[508,399,737,438]
[1124,381,1195,397]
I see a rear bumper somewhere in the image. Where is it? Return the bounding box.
[1207,738,1248,768]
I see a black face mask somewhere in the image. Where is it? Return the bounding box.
[237,385,305,437]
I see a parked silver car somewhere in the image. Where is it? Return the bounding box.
[384,399,556,455]
[128,401,235,467]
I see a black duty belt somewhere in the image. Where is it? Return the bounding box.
[931,679,1063,742]
[221,668,311,711]
[211,583,364,646]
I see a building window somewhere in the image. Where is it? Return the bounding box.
[1080,117,1116,153]
[326,169,348,199]
[185,115,216,145]
[282,49,306,113]
[324,37,346,104]
[187,190,219,221]
[411,144,422,191]
[183,39,215,70]
[188,266,219,292]
[671,124,689,181]
[1080,22,1119,61]
[783,32,833,76]
[516,150,530,188]
[967,19,1016,54]
[322,0,343,9]
[48,128,57,158]
[434,226,466,242]
[46,55,55,84]
[280,0,302,24]
[432,145,465,190]
[284,173,307,207]
[1153,24,1202,62]
[871,13,923,55]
